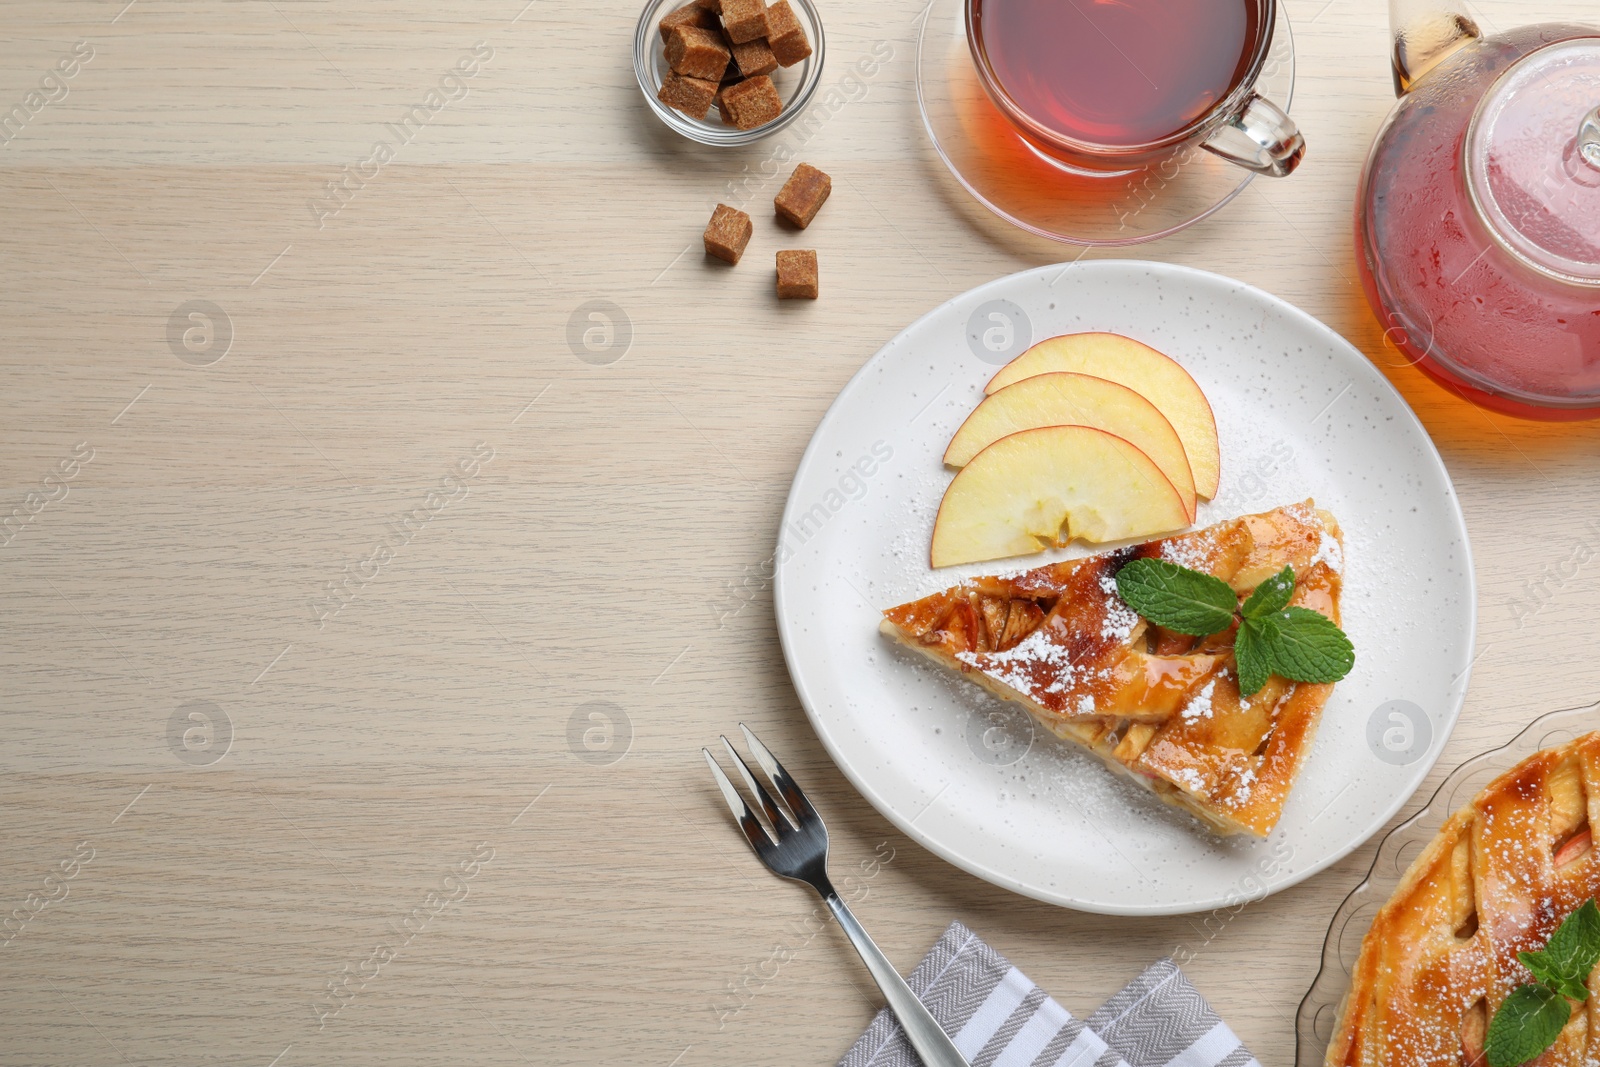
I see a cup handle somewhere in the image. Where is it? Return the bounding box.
[1201,92,1306,177]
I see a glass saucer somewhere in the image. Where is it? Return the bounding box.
[915,0,1297,245]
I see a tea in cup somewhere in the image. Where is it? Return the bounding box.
[966,0,1305,175]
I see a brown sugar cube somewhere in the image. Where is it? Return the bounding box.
[725,33,778,78]
[774,162,831,228]
[719,74,782,129]
[665,25,731,80]
[657,70,719,118]
[658,2,716,41]
[703,204,753,264]
[775,249,818,298]
[714,61,745,121]
[714,82,738,124]
[776,249,818,299]
[765,0,812,66]
[720,0,769,43]
[695,0,722,11]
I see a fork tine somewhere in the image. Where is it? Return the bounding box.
[701,748,774,854]
[722,736,792,834]
[739,723,819,826]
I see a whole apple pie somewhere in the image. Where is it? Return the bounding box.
[880,501,1344,837]
[1328,732,1600,1067]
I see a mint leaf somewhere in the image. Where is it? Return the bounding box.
[1240,566,1295,619]
[1254,606,1354,684]
[1234,618,1271,697]
[1540,899,1600,991]
[1484,900,1600,1066]
[1486,984,1570,1067]
[1114,559,1356,694]
[1520,951,1565,989]
[1114,559,1235,636]
[1554,975,1591,1004]
[1521,950,1591,1002]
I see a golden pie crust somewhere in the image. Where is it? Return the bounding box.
[1328,732,1600,1067]
[880,501,1344,837]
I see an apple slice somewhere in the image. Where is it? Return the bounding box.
[985,333,1220,500]
[930,424,1189,568]
[943,371,1197,520]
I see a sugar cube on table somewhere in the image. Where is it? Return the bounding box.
[703,204,753,264]
[776,249,818,299]
[774,162,831,228]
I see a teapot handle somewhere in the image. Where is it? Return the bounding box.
[1389,0,1480,95]
[1581,106,1600,170]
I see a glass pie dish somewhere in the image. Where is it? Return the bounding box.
[633,0,826,146]
[1295,701,1600,1067]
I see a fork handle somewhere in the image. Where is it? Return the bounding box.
[825,894,971,1067]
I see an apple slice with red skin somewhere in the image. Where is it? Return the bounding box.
[930,424,1189,569]
[944,371,1197,521]
[986,333,1220,500]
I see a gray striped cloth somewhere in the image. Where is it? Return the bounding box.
[839,923,1262,1067]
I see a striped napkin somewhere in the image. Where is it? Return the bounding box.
[839,922,1262,1067]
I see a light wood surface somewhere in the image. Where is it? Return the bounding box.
[3,1,1599,1064]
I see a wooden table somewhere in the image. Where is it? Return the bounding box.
[3,0,1598,1063]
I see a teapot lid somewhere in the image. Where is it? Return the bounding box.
[1466,38,1600,286]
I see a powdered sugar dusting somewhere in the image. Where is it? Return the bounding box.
[1218,766,1258,809]
[1160,529,1217,571]
[1101,597,1139,641]
[1096,569,1140,641]
[1281,500,1317,526]
[955,627,1078,701]
[1182,676,1219,721]
[1311,528,1344,574]
[1170,767,1206,795]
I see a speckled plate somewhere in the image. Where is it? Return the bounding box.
[772,261,1475,915]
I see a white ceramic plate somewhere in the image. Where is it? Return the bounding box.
[773,261,1475,915]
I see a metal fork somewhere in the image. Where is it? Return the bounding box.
[703,725,970,1067]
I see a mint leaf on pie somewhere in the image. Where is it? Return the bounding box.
[1240,566,1295,619]
[1253,606,1354,684]
[1538,899,1600,990]
[1114,558,1235,636]
[1486,900,1600,1066]
[1520,951,1590,1003]
[1486,984,1570,1067]
[1113,557,1354,694]
[1233,615,1271,697]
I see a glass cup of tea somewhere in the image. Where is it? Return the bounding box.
[966,0,1305,177]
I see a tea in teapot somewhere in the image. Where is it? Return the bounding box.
[1357,0,1600,417]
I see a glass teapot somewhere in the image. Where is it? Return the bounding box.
[1357,0,1600,418]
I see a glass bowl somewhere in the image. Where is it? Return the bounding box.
[1295,701,1600,1067]
[633,0,826,146]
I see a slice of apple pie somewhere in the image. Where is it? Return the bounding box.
[880,501,1344,837]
